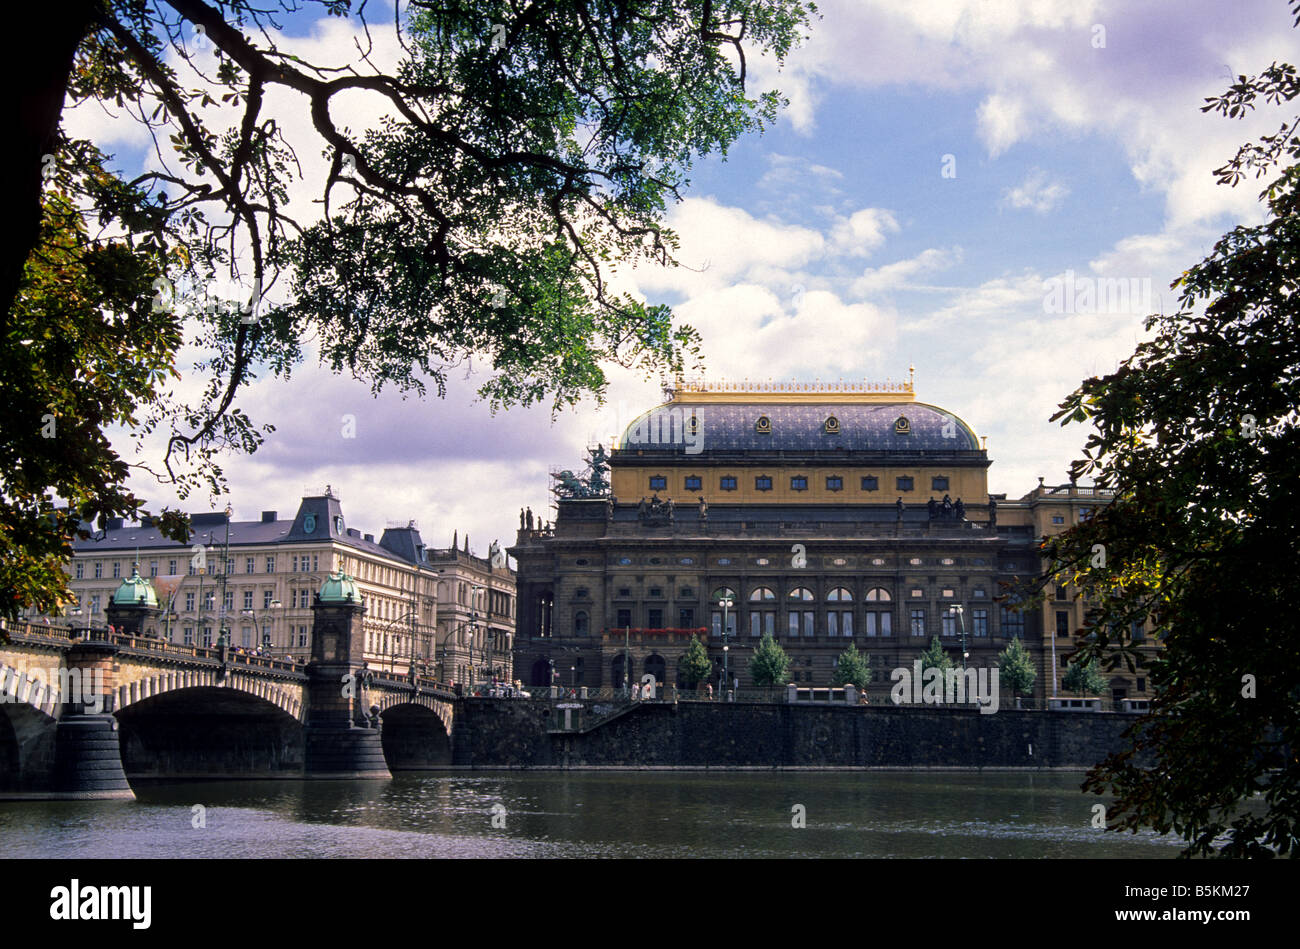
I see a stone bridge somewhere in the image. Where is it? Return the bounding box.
[0,611,458,800]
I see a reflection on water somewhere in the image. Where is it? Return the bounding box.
[0,771,1186,858]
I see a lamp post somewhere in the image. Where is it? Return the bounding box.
[715,595,733,700]
[378,611,418,677]
[949,604,967,672]
[217,503,233,647]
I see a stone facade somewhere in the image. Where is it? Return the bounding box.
[510,380,1160,707]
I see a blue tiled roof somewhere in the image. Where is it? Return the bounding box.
[619,401,979,453]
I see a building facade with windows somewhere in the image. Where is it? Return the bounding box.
[510,378,1153,707]
[43,488,515,684]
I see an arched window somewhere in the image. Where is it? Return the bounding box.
[574,611,590,636]
[712,587,737,602]
[644,654,667,693]
[865,588,893,638]
[788,587,815,638]
[826,588,853,637]
[749,587,776,637]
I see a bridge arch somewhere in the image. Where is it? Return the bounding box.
[114,668,304,721]
[376,695,454,769]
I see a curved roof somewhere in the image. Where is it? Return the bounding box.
[112,566,158,607]
[318,571,361,604]
[619,401,979,453]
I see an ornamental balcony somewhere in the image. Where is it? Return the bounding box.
[601,627,709,643]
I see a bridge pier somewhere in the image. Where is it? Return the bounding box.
[50,641,133,799]
[303,574,391,779]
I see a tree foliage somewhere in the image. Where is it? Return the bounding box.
[919,636,953,674]
[1039,1,1300,856]
[679,634,712,688]
[830,642,870,689]
[1061,657,1106,697]
[996,635,1036,700]
[748,632,789,686]
[2,0,818,624]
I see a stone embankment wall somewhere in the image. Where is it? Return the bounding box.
[451,699,1139,769]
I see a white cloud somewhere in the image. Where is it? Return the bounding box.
[1002,169,1069,213]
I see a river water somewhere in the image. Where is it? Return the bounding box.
[1,771,1186,858]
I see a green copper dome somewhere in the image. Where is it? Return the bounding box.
[112,565,158,607]
[317,571,360,604]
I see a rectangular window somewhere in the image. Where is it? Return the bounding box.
[264,590,273,609]
[204,591,215,610]
[1056,611,1070,638]
[75,562,84,579]
[298,626,308,648]
[684,476,702,491]
[1055,585,1068,600]
[1136,677,1146,692]
[896,476,914,492]
[879,613,892,637]
[1052,515,1065,524]
[1001,606,1025,638]
[679,608,694,627]
[826,476,843,491]
[291,555,298,573]
[755,476,773,491]
[790,476,808,491]
[617,608,632,628]
[169,559,177,575]
[149,561,158,578]
[942,613,956,638]
[202,626,213,647]
[90,595,101,615]
[185,592,195,612]
[243,590,254,610]
[842,613,853,637]
[241,628,252,648]
[828,613,839,637]
[94,561,103,579]
[183,626,194,646]
[788,612,800,638]
[112,561,121,579]
[648,608,663,628]
[188,560,196,576]
[649,475,667,491]
[932,476,950,492]
[226,558,235,575]
[972,609,988,637]
[312,554,319,572]
[720,476,738,491]
[910,609,926,637]
[266,556,275,573]
[246,557,255,574]
[223,591,234,611]
[1130,620,1145,643]
[861,476,878,491]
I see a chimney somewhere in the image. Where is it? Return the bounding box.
[261,511,277,523]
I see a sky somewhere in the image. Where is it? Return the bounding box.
[67,0,1300,561]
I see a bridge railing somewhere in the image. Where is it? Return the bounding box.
[1,620,80,644]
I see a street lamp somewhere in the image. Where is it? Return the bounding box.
[949,604,968,672]
[217,503,233,648]
[717,595,734,700]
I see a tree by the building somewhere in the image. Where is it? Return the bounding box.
[749,633,790,687]
[830,643,871,689]
[919,636,953,674]
[1061,657,1107,697]
[997,636,1036,705]
[678,635,713,690]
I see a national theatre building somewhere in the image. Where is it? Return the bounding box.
[510,377,1153,707]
